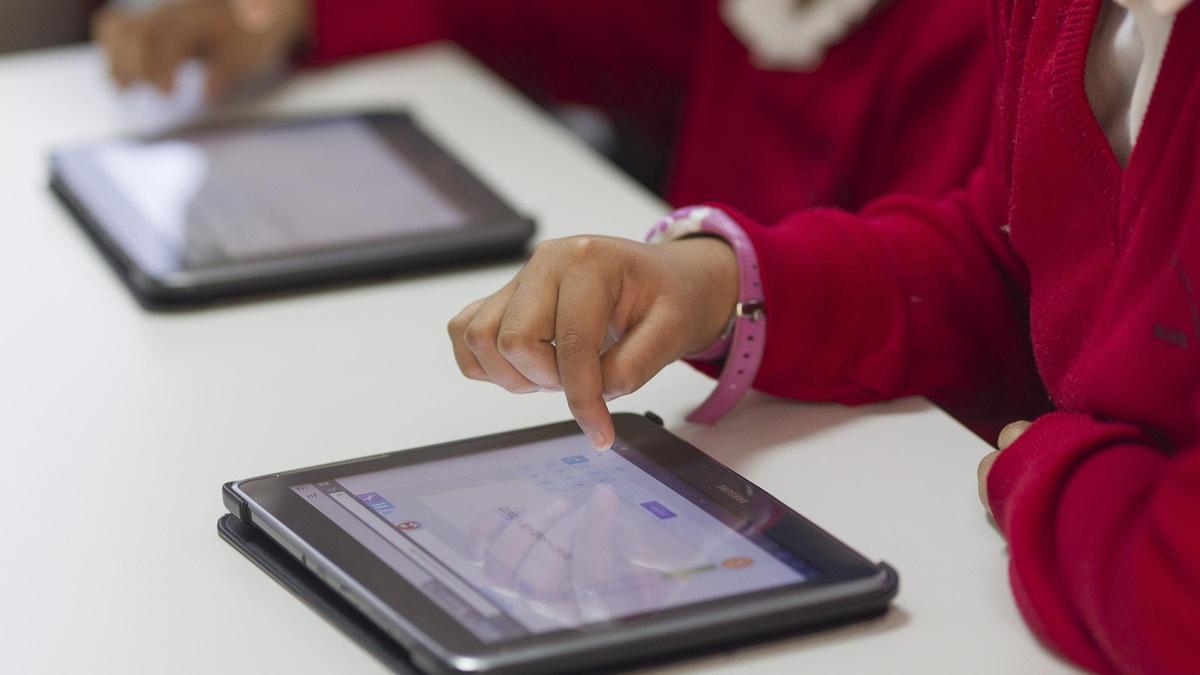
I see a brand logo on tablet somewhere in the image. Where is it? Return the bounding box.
[716,484,750,505]
[396,521,422,531]
[722,557,755,569]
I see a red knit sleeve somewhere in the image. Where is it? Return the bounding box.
[987,412,1200,674]
[689,140,1046,434]
[305,0,698,121]
[683,2,1047,434]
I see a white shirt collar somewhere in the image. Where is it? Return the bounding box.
[1118,0,1192,16]
[722,0,886,71]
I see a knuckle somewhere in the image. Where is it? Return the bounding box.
[604,365,642,398]
[496,330,533,360]
[463,322,494,352]
[501,380,539,395]
[531,238,559,258]
[566,235,601,259]
[461,364,488,381]
[553,332,591,360]
[447,312,468,337]
[565,393,598,413]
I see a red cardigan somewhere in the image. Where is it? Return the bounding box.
[698,1,1199,672]
[306,0,993,224]
[310,0,1200,672]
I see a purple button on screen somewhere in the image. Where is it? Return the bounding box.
[640,501,676,519]
[358,492,391,508]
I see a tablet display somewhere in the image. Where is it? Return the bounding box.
[229,414,893,672]
[290,433,817,643]
[88,118,467,266]
[51,112,534,306]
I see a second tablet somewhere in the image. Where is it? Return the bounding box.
[50,111,535,309]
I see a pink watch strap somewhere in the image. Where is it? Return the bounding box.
[647,206,766,424]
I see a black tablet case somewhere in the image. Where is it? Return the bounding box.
[218,511,898,675]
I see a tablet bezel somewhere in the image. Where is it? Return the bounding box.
[49,111,534,307]
[229,413,894,673]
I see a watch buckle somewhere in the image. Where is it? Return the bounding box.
[735,300,765,321]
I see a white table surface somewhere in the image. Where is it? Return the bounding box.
[0,44,1070,675]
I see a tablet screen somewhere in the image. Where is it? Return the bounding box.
[290,434,817,643]
[61,117,471,269]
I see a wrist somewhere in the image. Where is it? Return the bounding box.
[662,237,739,354]
[646,205,767,424]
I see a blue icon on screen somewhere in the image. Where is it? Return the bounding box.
[561,455,589,465]
[640,501,677,519]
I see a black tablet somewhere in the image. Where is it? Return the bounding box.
[49,111,534,308]
[223,413,897,674]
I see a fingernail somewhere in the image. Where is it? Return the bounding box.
[586,430,609,450]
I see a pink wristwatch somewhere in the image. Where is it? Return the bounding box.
[646,206,766,424]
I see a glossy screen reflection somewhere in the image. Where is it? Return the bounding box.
[89,118,466,267]
[291,434,811,643]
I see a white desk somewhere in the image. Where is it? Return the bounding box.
[0,45,1070,674]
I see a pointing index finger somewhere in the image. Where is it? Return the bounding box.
[554,272,615,449]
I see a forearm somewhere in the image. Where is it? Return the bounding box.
[687,156,1046,433]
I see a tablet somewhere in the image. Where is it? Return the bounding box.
[224,413,898,674]
[49,111,534,308]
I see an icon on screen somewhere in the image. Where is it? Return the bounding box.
[357,492,395,512]
[662,564,718,580]
[721,557,754,569]
[640,501,676,519]
[561,455,589,465]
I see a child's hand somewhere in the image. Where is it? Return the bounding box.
[448,235,739,449]
[978,420,1032,519]
[92,0,311,100]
